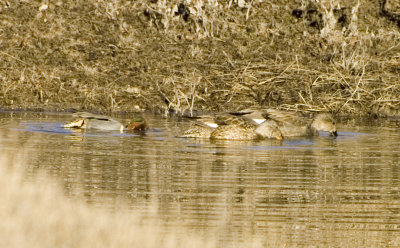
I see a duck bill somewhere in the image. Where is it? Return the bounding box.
[330,131,338,137]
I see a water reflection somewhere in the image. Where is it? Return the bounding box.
[1,111,400,247]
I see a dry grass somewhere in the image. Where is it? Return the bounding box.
[0,0,399,116]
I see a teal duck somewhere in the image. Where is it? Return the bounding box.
[63,112,149,132]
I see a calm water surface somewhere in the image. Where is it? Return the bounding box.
[1,111,400,247]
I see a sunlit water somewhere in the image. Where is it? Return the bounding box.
[1,111,400,247]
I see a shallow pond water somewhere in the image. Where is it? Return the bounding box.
[1,111,400,247]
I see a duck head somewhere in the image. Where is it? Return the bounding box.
[125,116,149,132]
[311,113,337,136]
[255,120,283,140]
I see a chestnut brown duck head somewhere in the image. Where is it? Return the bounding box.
[125,115,149,132]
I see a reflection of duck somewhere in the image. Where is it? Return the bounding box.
[63,112,148,132]
[182,114,283,140]
[231,108,337,137]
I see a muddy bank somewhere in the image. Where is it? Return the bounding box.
[0,0,399,116]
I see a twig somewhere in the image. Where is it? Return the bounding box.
[338,66,365,113]
[246,0,253,21]
[0,51,29,65]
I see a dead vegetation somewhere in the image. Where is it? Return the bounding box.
[0,0,399,116]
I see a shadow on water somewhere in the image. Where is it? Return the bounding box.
[1,111,400,247]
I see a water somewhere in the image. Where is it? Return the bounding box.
[1,111,400,247]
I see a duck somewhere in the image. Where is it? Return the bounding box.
[231,108,338,137]
[63,112,149,132]
[182,114,283,140]
[180,115,216,139]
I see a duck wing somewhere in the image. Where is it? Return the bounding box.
[263,109,310,127]
[187,113,257,130]
[186,115,218,129]
[72,112,113,121]
[214,114,257,129]
[229,107,258,116]
[229,107,266,125]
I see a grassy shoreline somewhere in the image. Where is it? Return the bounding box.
[1,0,399,116]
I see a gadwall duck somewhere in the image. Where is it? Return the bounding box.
[182,114,282,140]
[63,112,149,132]
[232,108,337,137]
